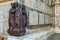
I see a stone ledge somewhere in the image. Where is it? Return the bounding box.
[6,28,54,40]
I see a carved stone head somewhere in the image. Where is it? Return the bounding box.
[11,2,18,8]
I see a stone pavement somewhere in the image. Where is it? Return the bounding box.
[47,33,60,40]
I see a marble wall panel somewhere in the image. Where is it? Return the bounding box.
[39,13,44,24]
[45,15,49,24]
[29,10,38,25]
[0,4,11,34]
[24,0,36,9]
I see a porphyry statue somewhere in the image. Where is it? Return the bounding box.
[7,2,27,36]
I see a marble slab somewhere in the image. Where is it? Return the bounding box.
[55,5,60,14]
[0,4,11,34]
[45,15,49,24]
[39,13,44,24]
[24,0,36,9]
[36,0,44,12]
[0,21,4,34]
[29,10,38,25]
[0,10,4,19]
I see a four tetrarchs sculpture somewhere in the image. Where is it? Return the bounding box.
[7,2,27,36]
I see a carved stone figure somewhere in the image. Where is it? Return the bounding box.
[7,2,27,36]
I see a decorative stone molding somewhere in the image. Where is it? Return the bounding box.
[0,0,16,5]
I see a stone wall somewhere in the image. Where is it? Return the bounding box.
[0,4,11,35]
